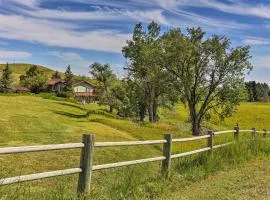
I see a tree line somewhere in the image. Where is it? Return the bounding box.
[245,81,270,102]
[90,22,253,135]
[0,64,74,96]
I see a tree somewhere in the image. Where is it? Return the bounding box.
[0,63,13,92]
[51,71,61,79]
[20,65,47,94]
[90,62,117,112]
[64,65,74,92]
[245,81,270,102]
[122,22,176,122]
[162,27,252,135]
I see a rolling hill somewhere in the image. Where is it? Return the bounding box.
[0,63,59,84]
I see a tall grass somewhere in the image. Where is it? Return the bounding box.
[1,140,269,200]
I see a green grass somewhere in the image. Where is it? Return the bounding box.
[0,63,58,84]
[0,95,269,199]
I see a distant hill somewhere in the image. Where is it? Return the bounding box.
[0,63,94,85]
[0,63,62,84]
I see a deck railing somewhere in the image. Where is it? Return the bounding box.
[0,127,269,196]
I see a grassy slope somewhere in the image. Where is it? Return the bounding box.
[0,95,269,199]
[0,63,58,84]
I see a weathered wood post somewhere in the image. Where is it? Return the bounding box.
[234,126,240,142]
[77,134,95,197]
[208,130,214,157]
[252,128,256,140]
[263,129,267,139]
[162,134,172,177]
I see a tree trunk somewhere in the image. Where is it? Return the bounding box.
[148,101,154,123]
[192,119,200,136]
[109,105,113,113]
[188,101,201,136]
[139,103,146,121]
[153,99,158,122]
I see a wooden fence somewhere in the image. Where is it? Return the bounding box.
[0,127,269,197]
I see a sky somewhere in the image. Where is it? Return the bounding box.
[0,0,270,82]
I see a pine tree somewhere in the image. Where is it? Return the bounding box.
[64,65,73,92]
[0,63,13,92]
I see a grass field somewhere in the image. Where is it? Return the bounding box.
[0,95,269,199]
[0,63,57,84]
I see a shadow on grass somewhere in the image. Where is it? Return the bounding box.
[52,110,91,118]
[55,102,87,111]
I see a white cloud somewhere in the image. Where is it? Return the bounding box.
[0,50,32,60]
[243,37,270,46]
[252,56,270,69]
[154,0,270,19]
[49,51,92,68]
[0,14,131,53]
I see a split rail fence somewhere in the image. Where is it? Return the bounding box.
[0,127,269,196]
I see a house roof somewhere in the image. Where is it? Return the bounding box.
[48,79,65,85]
[15,86,30,92]
[73,80,95,88]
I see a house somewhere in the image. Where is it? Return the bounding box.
[15,86,31,93]
[47,79,66,93]
[47,79,97,103]
[73,80,97,104]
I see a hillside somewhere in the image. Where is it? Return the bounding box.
[0,95,269,199]
[0,63,59,84]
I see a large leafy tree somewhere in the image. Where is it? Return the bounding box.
[90,62,117,112]
[123,22,175,122]
[0,63,13,92]
[162,27,252,135]
[20,65,47,94]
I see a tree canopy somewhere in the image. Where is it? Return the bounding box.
[162,27,252,135]
[20,65,47,94]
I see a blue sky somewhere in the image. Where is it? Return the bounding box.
[0,0,270,82]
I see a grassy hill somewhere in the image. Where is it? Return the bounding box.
[0,63,59,84]
[0,95,269,199]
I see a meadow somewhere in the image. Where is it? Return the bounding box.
[0,94,269,199]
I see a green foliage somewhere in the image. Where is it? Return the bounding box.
[162,27,252,135]
[20,65,47,94]
[123,22,178,122]
[90,62,118,112]
[51,70,61,79]
[0,63,13,92]
[245,81,269,102]
[64,65,74,93]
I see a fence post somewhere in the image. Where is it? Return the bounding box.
[208,131,214,156]
[252,128,256,140]
[263,129,267,139]
[162,134,172,177]
[77,134,95,197]
[234,126,239,142]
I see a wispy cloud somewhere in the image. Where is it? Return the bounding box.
[49,51,92,68]
[0,14,131,53]
[252,56,270,69]
[0,50,31,60]
[153,0,270,19]
[243,37,270,46]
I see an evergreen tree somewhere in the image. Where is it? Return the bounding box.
[0,63,13,92]
[64,65,74,92]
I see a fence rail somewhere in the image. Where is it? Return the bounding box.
[0,126,269,197]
